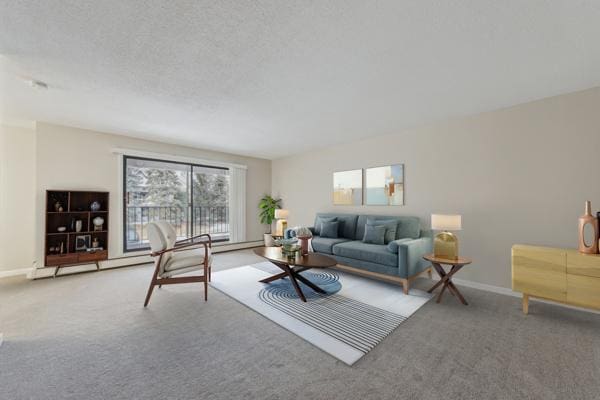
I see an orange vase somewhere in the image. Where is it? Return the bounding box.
[578,201,599,254]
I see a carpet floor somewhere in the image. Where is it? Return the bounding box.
[1,249,600,400]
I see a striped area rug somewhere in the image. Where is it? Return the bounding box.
[259,285,407,354]
[210,263,432,365]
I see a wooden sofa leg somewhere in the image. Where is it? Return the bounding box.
[402,280,409,295]
[204,279,208,301]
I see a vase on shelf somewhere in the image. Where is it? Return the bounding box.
[75,220,83,233]
[578,201,599,254]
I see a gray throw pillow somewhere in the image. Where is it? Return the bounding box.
[366,218,398,244]
[362,225,386,245]
[314,216,337,235]
[320,221,339,238]
[386,238,413,253]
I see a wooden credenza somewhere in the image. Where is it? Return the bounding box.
[512,244,600,314]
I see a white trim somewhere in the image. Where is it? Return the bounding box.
[0,267,33,279]
[435,276,600,315]
[29,240,263,279]
[111,147,247,170]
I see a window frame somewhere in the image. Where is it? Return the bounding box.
[122,155,229,253]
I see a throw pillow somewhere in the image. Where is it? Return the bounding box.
[366,218,398,244]
[386,238,413,253]
[362,225,386,245]
[320,221,339,238]
[314,216,337,235]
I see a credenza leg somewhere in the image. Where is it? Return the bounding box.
[522,294,529,315]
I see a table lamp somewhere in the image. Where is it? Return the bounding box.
[431,214,462,260]
[274,209,289,236]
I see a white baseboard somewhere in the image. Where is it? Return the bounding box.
[29,240,264,279]
[0,267,33,279]
[438,276,600,315]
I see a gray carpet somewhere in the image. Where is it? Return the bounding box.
[1,249,600,400]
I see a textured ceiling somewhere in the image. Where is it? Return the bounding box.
[1,1,600,159]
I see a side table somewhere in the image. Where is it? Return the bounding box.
[423,254,473,305]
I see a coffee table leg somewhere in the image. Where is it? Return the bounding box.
[285,267,307,302]
[294,272,326,294]
[259,271,288,283]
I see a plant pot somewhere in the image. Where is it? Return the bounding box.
[264,233,275,247]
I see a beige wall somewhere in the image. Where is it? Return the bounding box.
[29,123,271,268]
[0,123,37,271]
[272,87,600,289]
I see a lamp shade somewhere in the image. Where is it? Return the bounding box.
[431,214,461,231]
[274,209,289,219]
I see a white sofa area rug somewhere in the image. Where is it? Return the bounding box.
[210,262,432,365]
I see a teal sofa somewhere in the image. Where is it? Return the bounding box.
[286,213,433,293]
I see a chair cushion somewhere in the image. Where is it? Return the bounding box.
[163,247,211,273]
[333,241,398,267]
[362,225,386,245]
[321,221,340,238]
[366,218,397,244]
[311,236,351,254]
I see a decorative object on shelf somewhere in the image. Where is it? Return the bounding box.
[274,209,289,236]
[75,219,83,233]
[578,201,599,254]
[92,216,104,231]
[90,201,101,211]
[431,214,462,260]
[75,234,91,251]
[295,226,313,256]
[59,241,65,254]
[54,201,62,212]
[333,169,363,205]
[259,195,282,246]
[57,226,66,232]
[91,237,100,248]
[365,164,404,205]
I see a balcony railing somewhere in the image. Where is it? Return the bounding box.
[125,205,229,251]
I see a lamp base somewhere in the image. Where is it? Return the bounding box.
[434,231,459,260]
[275,219,288,236]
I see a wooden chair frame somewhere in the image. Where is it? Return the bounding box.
[144,233,212,307]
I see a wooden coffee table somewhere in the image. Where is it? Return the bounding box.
[254,247,337,302]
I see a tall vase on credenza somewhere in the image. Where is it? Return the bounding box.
[578,200,599,254]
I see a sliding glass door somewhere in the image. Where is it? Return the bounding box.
[123,156,229,252]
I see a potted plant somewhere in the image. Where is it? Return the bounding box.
[259,195,282,246]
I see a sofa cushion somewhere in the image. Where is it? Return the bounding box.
[362,225,386,245]
[313,213,359,239]
[366,218,397,244]
[332,240,398,267]
[356,215,421,240]
[311,236,351,254]
[320,221,339,238]
[313,216,337,235]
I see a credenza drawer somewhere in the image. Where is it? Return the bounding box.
[567,252,600,278]
[567,274,600,310]
[46,254,79,266]
[512,246,567,302]
[77,250,108,262]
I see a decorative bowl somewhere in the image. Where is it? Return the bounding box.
[57,226,66,232]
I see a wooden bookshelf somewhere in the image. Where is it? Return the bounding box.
[45,190,109,276]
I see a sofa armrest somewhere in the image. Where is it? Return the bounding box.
[398,237,433,278]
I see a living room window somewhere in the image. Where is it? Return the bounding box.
[123,155,230,252]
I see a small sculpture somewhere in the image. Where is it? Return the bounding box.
[92,216,104,231]
[90,201,101,212]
